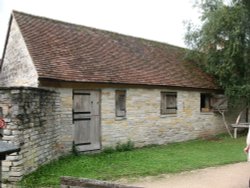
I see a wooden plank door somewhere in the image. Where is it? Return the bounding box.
[73,90,100,152]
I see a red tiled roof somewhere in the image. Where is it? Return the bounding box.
[12,11,219,90]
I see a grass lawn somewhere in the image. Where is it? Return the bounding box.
[20,135,247,187]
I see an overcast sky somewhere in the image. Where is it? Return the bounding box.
[0,0,200,56]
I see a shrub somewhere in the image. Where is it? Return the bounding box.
[102,146,116,154]
[115,140,134,152]
[102,140,135,153]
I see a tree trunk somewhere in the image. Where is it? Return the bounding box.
[218,109,233,138]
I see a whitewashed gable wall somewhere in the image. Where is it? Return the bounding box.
[0,17,38,87]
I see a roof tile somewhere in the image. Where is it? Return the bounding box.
[13,11,219,90]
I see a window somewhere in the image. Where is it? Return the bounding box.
[116,90,126,117]
[200,93,212,112]
[161,92,177,115]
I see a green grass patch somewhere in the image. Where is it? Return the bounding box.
[20,135,247,187]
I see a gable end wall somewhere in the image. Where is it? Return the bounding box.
[0,18,38,87]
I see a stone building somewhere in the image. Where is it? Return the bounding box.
[0,10,229,152]
[0,10,236,184]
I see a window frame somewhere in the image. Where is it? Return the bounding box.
[115,90,126,117]
[161,92,177,115]
[200,93,213,113]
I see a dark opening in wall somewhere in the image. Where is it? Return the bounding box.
[200,93,212,112]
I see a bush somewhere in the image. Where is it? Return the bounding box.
[102,146,116,154]
[103,140,135,153]
[115,140,135,152]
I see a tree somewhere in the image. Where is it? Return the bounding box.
[185,0,250,107]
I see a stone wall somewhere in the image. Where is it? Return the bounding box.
[57,88,73,153]
[0,87,61,186]
[0,85,237,186]
[0,18,38,87]
[55,87,231,149]
[101,88,230,147]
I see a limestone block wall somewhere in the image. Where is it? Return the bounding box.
[0,87,61,185]
[57,88,74,153]
[101,88,227,147]
[0,86,234,186]
[0,18,38,87]
[54,87,232,149]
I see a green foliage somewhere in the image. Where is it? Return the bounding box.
[103,140,135,154]
[72,142,79,156]
[115,140,135,152]
[20,135,246,187]
[185,0,250,106]
[102,146,116,154]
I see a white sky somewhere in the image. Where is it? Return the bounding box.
[0,0,200,57]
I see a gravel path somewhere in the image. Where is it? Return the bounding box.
[126,162,250,188]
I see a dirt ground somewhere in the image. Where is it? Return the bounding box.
[123,162,250,188]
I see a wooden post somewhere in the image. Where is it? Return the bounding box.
[234,128,237,139]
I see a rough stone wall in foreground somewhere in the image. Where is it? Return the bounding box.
[0,87,61,186]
